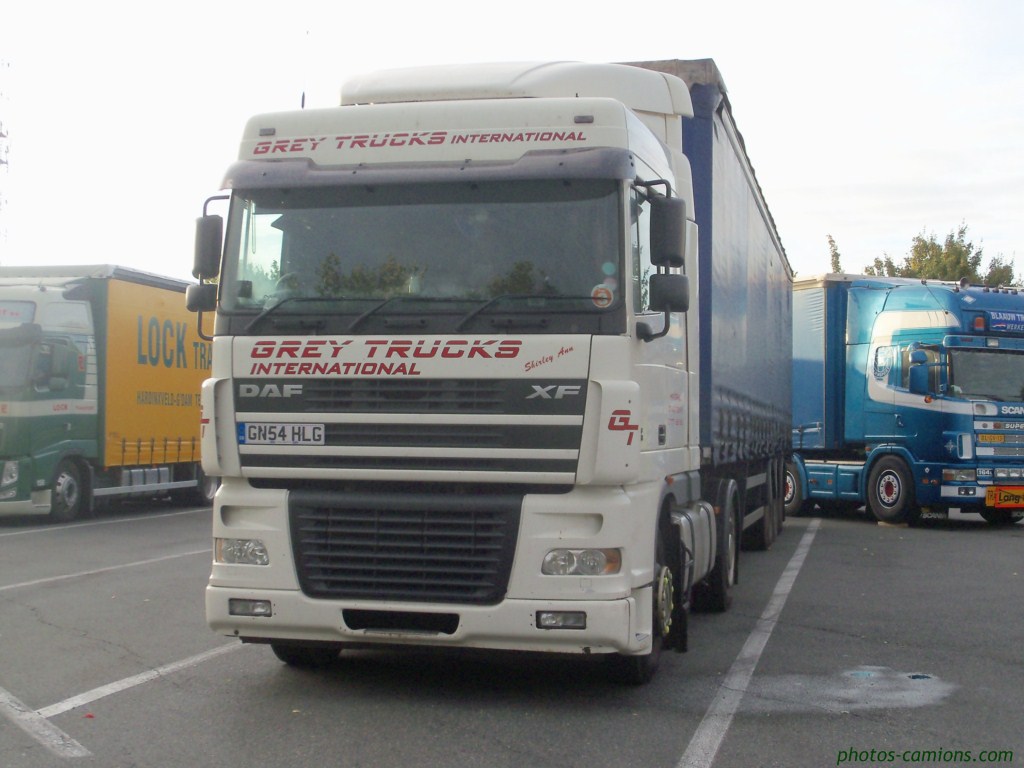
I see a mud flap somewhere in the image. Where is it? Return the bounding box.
[667,501,716,652]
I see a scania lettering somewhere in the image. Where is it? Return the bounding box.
[787,274,1024,527]
[0,265,216,521]
[189,60,792,683]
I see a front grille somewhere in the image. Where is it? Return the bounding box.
[988,446,1024,457]
[235,376,586,477]
[304,379,507,414]
[289,488,521,604]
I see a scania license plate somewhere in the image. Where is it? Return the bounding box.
[239,423,325,446]
[985,486,1024,508]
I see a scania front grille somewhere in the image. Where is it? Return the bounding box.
[289,489,521,604]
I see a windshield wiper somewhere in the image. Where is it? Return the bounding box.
[349,296,473,332]
[964,393,1007,402]
[245,296,354,333]
[455,294,596,331]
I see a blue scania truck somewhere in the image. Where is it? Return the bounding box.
[786,273,1024,526]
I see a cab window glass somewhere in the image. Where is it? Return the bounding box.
[630,190,653,313]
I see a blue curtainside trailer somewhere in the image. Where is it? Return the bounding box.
[641,59,793,550]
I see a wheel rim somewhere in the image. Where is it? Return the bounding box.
[784,472,796,505]
[725,509,736,586]
[654,566,673,638]
[877,471,902,508]
[55,469,80,510]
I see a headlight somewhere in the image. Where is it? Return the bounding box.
[2,461,18,486]
[542,548,621,576]
[995,467,1023,480]
[215,538,270,566]
[942,468,976,482]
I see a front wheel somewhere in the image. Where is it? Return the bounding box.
[866,456,917,524]
[608,523,674,685]
[50,459,86,522]
[270,643,341,668]
[980,509,1024,526]
[784,463,811,517]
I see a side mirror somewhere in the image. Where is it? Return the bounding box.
[650,197,686,268]
[908,350,931,395]
[649,273,689,313]
[186,283,218,313]
[48,342,75,379]
[639,274,689,342]
[194,215,223,280]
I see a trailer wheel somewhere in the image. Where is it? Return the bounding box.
[50,459,86,523]
[271,643,341,668]
[867,456,917,524]
[693,480,737,613]
[744,460,777,551]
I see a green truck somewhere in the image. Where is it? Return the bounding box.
[0,265,215,521]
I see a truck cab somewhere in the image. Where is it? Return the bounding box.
[789,274,1024,526]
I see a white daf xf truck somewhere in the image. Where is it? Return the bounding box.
[188,60,792,683]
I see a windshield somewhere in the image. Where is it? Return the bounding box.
[0,345,34,389]
[948,348,1024,401]
[220,180,622,319]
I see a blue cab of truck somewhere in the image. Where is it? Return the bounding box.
[786,274,1024,526]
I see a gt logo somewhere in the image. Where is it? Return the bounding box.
[608,410,639,445]
[527,385,582,400]
[239,384,303,398]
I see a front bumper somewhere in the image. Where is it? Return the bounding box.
[0,489,52,517]
[206,585,652,656]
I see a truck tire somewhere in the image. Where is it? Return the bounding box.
[608,522,673,685]
[193,467,220,505]
[784,463,807,517]
[50,459,86,522]
[980,509,1024,526]
[866,456,917,524]
[693,480,737,613]
[270,643,341,668]
[744,460,776,551]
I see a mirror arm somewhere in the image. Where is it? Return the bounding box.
[637,311,671,343]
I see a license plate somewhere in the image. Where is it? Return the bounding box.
[985,486,1024,508]
[978,434,1005,443]
[238,423,325,446]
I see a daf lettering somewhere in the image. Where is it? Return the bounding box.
[239,384,303,398]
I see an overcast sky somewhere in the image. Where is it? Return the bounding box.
[1,0,1020,282]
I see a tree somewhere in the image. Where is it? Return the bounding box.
[984,255,1016,286]
[827,234,843,273]
[863,224,1015,284]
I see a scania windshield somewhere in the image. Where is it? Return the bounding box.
[949,348,1024,401]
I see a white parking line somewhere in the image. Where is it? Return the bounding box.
[0,508,209,538]
[1,644,242,759]
[0,686,91,758]
[38,644,242,718]
[0,549,211,593]
[678,518,822,768]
